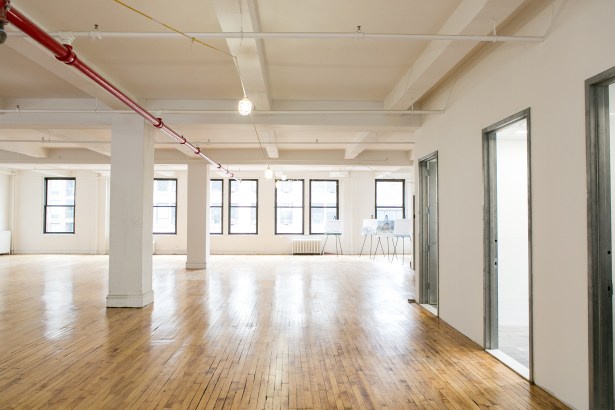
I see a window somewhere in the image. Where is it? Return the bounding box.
[44,178,76,234]
[275,179,304,234]
[310,179,339,234]
[153,179,177,234]
[229,179,258,234]
[210,179,223,235]
[375,179,405,220]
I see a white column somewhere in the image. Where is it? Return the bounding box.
[107,115,154,308]
[186,159,209,269]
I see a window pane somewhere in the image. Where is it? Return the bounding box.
[311,180,337,206]
[45,206,74,233]
[46,179,75,205]
[376,181,403,207]
[153,179,177,206]
[153,207,176,233]
[276,180,303,206]
[210,207,222,234]
[310,207,338,234]
[230,180,257,206]
[230,207,257,234]
[210,180,223,206]
[376,208,404,221]
[277,208,303,234]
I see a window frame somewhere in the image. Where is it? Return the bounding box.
[228,179,259,235]
[210,179,224,235]
[275,179,305,235]
[309,179,339,235]
[375,179,406,220]
[153,178,178,235]
[44,177,76,234]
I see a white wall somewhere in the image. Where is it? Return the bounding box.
[11,168,413,256]
[154,170,411,256]
[0,173,11,231]
[13,170,106,254]
[414,1,615,408]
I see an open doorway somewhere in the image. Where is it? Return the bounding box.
[587,67,615,409]
[483,109,532,380]
[419,152,438,315]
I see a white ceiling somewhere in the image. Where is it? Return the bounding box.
[0,0,539,175]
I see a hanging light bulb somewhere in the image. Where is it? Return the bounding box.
[238,96,253,116]
[264,166,273,179]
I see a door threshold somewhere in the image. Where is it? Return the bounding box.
[421,304,438,316]
[486,349,530,380]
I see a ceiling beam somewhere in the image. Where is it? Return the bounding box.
[344,131,376,160]
[385,0,526,109]
[51,130,111,156]
[4,7,140,110]
[0,142,48,158]
[0,129,49,158]
[261,130,278,159]
[213,0,271,111]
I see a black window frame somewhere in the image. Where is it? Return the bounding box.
[210,179,224,235]
[44,177,76,234]
[309,179,339,234]
[153,178,178,235]
[228,179,258,235]
[375,179,405,220]
[275,179,305,235]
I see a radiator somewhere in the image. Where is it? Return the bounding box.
[292,238,321,255]
[0,231,11,255]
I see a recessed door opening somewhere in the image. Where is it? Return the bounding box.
[419,153,438,316]
[484,110,532,380]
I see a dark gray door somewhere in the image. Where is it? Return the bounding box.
[419,153,438,310]
[426,159,438,305]
[586,67,615,409]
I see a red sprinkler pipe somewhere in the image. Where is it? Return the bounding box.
[1,0,235,179]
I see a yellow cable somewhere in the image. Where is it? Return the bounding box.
[111,0,234,58]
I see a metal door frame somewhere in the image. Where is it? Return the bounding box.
[482,108,533,381]
[419,152,439,309]
[586,66,615,409]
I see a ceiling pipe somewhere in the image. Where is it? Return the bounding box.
[0,0,237,179]
[0,108,442,115]
[8,30,544,43]
[0,139,416,145]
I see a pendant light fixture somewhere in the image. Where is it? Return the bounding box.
[238,96,253,116]
[264,165,273,179]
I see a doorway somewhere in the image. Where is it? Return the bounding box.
[483,109,532,380]
[587,66,615,409]
[419,152,438,315]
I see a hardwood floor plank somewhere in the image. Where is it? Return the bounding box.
[0,255,569,409]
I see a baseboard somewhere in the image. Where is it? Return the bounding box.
[106,290,154,308]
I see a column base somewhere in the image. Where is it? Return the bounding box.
[106,290,154,308]
[186,262,207,270]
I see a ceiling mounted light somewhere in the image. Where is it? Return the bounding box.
[238,96,253,116]
[264,166,273,179]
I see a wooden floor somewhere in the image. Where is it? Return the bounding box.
[0,255,567,409]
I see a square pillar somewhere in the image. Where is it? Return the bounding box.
[107,115,154,307]
[186,159,210,269]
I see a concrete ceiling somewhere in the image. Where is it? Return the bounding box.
[0,0,540,175]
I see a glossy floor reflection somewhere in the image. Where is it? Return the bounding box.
[0,255,566,409]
